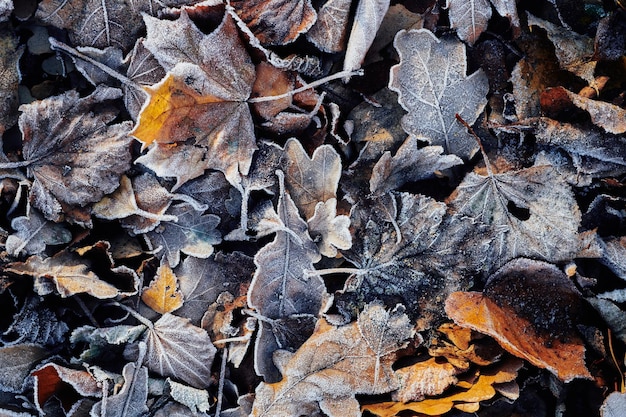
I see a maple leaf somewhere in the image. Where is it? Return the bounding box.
[133,11,257,186]
[141,262,184,314]
[389,29,489,159]
[337,192,490,328]
[248,173,327,381]
[230,0,317,46]
[448,162,581,269]
[145,202,222,268]
[143,313,216,388]
[445,258,592,382]
[343,0,390,75]
[16,86,132,222]
[251,303,414,417]
[5,208,71,256]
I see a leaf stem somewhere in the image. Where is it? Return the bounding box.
[113,301,154,330]
[214,344,228,417]
[248,69,364,103]
[303,267,363,277]
[455,113,493,176]
[0,160,33,169]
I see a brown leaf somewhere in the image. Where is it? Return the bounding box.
[251,303,414,417]
[0,28,20,137]
[307,198,352,257]
[18,86,132,222]
[392,357,460,402]
[445,258,592,382]
[143,313,216,388]
[559,88,626,134]
[343,0,390,74]
[142,262,184,315]
[447,0,492,45]
[389,29,489,159]
[32,363,101,411]
[306,0,352,53]
[0,344,49,393]
[231,0,316,46]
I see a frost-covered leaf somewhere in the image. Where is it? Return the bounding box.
[175,251,254,325]
[71,324,147,362]
[447,0,492,45]
[146,203,221,268]
[446,258,591,382]
[6,252,120,299]
[91,360,149,417]
[0,344,49,393]
[448,164,581,269]
[0,0,12,21]
[136,144,207,191]
[557,88,626,134]
[135,11,256,186]
[392,357,460,402]
[343,0,390,74]
[142,262,184,314]
[248,175,326,381]
[306,0,352,53]
[251,303,414,417]
[5,209,71,256]
[601,391,626,417]
[32,363,101,411]
[307,199,351,257]
[599,237,626,282]
[0,29,20,137]
[166,378,210,413]
[143,313,216,388]
[389,29,489,159]
[230,0,316,46]
[2,296,68,347]
[18,86,132,222]
[281,138,342,220]
[370,140,463,195]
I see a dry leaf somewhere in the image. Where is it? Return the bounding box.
[307,198,352,257]
[2,296,69,347]
[392,357,460,402]
[143,313,216,388]
[448,164,581,269]
[18,86,132,222]
[166,378,211,413]
[306,0,352,53]
[389,29,489,159]
[557,88,626,134]
[447,0,492,45]
[601,391,626,417]
[5,208,71,256]
[0,344,49,393]
[31,363,101,411]
[231,0,316,45]
[0,29,20,137]
[445,258,592,382]
[251,303,414,417]
[91,360,149,417]
[343,0,390,74]
[142,262,184,315]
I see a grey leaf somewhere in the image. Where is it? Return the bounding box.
[447,0,492,45]
[91,361,149,417]
[6,209,71,256]
[0,344,49,393]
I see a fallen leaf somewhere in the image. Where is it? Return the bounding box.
[281,138,342,220]
[146,202,222,268]
[307,198,352,257]
[165,378,211,413]
[31,363,101,412]
[447,0,492,45]
[70,324,147,362]
[445,258,592,382]
[143,313,216,388]
[306,0,352,53]
[251,303,414,417]
[389,29,489,159]
[142,262,184,315]
[230,0,316,45]
[448,163,581,269]
[135,11,257,185]
[369,139,463,195]
[392,357,460,402]
[5,208,72,256]
[0,0,12,20]
[601,391,626,417]
[343,0,390,74]
[557,88,626,134]
[91,360,149,417]
[0,344,49,393]
[0,28,20,136]
[2,296,69,347]
[18,86,132,222]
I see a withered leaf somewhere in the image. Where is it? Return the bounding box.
[146,202,222,268]
[447,0,492,45]
[306,0,352,53]
[175,251,254,325]
[0,29,20,137]
[91,360,149,417]
[339,192,489,328]
[142,262,184,315]
[251,303,414,417]
[135,143,207,191]
[5,208,72,256]
[448,163,581,269]
[143,313,216,388]
[2,296,68,347]
[0,344,49,393]
[281,138,342,220]
[392,357,460,402]
[165,378,210,414]
[71,324,146,362]
[307,198,352,257]
[18,86,132,222]
[343,0,390,74]
[601,391,626,417]
[248,179,326,381]
[231,0,316,46]
[556,88,626,134]
[445,258,592,382]
[31,363,101,411]
[389,29,489,159]
[369,139,463,195]
[6,251,120,299]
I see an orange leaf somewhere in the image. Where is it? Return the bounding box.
[142,262,184,314]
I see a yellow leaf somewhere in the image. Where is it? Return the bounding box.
[142,262,184,314]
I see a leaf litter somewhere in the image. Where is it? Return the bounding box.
[1,1,626,416]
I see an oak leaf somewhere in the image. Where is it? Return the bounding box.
[230,0,316,46]
[142,262,184,314]
[17,86,132,222]
[448,163,581,269]
[143,313,216,388]
[251,303,414,417]
[389,29,489,159]
[445,258,592,382]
